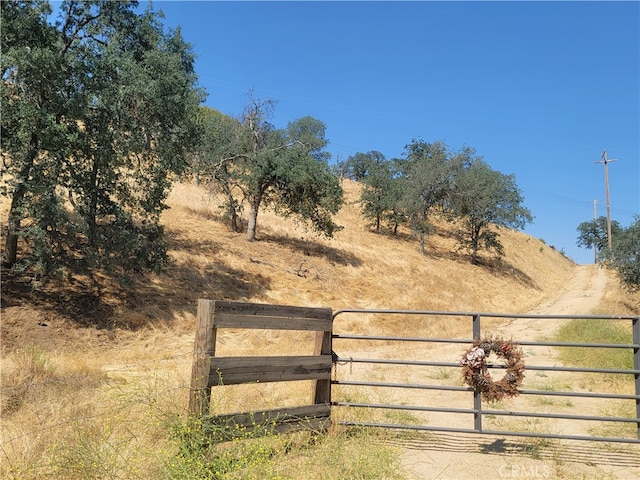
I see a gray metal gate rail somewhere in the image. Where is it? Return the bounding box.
[331,309,640,444]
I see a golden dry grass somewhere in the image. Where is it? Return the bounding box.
[2,179,638,479]
[162,179,575,318]
[595,273,640,317]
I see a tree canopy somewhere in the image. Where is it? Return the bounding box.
[397,140,454,254]
[449,153,533,265]
[576,216,623,262]
[192,97,344,241]
[610,217,640,291]
[1,0,204,277]
[578,216,640,291]
[340,151,403,233]
[343,141,532,263]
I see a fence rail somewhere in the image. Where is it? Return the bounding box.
[189,301,640,444]
[331,309,640,444]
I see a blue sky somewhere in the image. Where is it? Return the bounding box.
[55,1,640,264]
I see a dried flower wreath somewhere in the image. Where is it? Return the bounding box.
[460,337,525,402]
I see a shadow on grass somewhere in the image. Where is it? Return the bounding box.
[0,273,118,330]
[261,233,362,267]
[475,257,538,289]
[371,227,538,289]
[0,243,271,332]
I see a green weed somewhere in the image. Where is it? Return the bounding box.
[555,319,633,373]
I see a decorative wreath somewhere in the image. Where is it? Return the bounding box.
[460,337,525,402]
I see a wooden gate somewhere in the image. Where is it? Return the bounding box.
[189,299,333,434]
[189,301,640,444]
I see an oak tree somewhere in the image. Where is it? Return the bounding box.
[1,0,203,277]
[200,96,343,241]
[342,151,403,234]
[576,216,623,262]
[397,140,453,254]
[450,154,533,265]
[609,217,640,291]
[578,216,639,291]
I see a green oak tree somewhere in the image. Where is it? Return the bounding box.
[200,96,343,241]
[397,140,454,255]
[1,0,64,273]
[609,217,640,291]
[338,151,384,181]
[449,154,533,265]
[578,216,639,291]
[576,216,623,262]
[348,152,403,234]
[1,0,204,277]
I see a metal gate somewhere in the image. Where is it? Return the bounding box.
[330,309,640,444]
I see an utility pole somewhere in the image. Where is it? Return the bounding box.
[595,150,617,252]
[592,199,599,263]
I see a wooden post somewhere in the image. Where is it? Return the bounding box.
[313,313,333,406]
[188,299,217,416]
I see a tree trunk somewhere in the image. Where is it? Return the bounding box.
[230,204,240,233]
[471,225,480,265]
[193,153,200,186]
[4,205,21,267]
[85,157,100,251]
[3,136,39,266]
[246,197,260,241]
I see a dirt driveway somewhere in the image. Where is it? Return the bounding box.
[335,265,640,479]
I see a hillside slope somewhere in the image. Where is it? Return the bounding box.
[3,179,638,480]
[163,179,576,311]
[1,179,578,351]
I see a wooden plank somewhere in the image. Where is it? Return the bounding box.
[270,416,330,434]
[213,312,332,331]
[212,404,331,439]
[214,300,333,320]
[208,355,332,386]
[213,301,332,331]
[215,404,331,428]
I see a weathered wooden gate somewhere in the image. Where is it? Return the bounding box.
[189,299,333,434]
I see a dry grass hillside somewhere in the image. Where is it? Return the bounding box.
[2,179,638,479]
[0,178,580,352]
[7,177,637,357]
